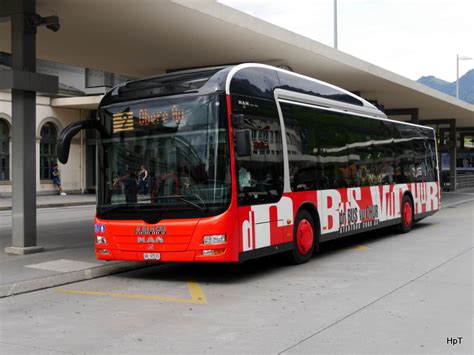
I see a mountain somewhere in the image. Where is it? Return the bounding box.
[417,69,474,104]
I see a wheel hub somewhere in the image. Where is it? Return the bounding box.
[403,201,412,227]
[297,219,314,255]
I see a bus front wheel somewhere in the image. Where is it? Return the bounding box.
[286,210,316,264]
[399,195,414,233]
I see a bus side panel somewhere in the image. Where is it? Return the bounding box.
[191,206,241,262]
[237,181,440,259]
[317,182,440,241]
[237,195,293,253]
[408,181,441,215]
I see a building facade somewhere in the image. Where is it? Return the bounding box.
[0,56,132,196]
[0,91,85,195]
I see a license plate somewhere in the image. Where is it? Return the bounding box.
[143,253,161,261]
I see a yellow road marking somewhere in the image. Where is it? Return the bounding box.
[353,244,369,251]
[187,281,207,304]
[56,281,206,304]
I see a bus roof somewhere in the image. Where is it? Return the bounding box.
[100,63,386,120]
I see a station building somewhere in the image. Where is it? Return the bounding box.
[0,0,473,197]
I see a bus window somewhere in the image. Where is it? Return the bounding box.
[393,123,416,183]
[232,96,284,205]
[425,139,438,182]
[413,138,427,182]
[97,94,232,220]
[373,141,395,185]
[281,102,356,190]
[280,103,319,191]
[344,114,376,187]
[371,120,394,185]
[281,104,404,188]
[277,72,364,106]
[230,68,279,100]
[316,111,349,189]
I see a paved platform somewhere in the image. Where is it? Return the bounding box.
[0,205,149,297]
[0,194,472,354]
[0,193,96,211]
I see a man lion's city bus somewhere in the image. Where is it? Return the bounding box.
[58,64,440,264]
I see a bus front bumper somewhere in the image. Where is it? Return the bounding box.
[95,246,235,262]
[94,212,238,262]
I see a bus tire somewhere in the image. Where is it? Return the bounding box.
[398,195,414,233]
[286,210,315,264]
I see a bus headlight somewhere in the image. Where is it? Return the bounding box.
[203,234,226,244]
[96,236,107,244]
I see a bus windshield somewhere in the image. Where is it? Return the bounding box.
[97,94,231,221]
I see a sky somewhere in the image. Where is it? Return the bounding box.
[218,0,474,82]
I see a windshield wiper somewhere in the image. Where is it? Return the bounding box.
[176,196,206,211]
[99,195,207,213]
[153,195,207,211]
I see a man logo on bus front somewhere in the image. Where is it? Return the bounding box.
[137,236,165,244]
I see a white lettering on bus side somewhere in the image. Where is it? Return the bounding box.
[426,182,439,211]
[392,184,409,218]
[242,210,255,252]
[370,185,394,222]
[317,190,341,234]
[412,182,426,214]
[241,197,294,251]
[347,187,362,222]
[240,182,440,252]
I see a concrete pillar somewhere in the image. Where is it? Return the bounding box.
[1,1,58,254]
[449,120,457,192]
[5,1,42,254]
[9,89,40,251]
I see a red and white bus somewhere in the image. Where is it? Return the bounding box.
[58,63,440,264]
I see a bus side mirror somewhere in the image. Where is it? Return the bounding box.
[234,129,252,157]
[57,119,103,164]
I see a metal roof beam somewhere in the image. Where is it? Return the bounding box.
[385,108,419,124]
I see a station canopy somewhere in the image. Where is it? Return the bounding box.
[0,0,472,126]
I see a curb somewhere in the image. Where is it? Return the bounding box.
[0,201,96,211]
[0,261,152,298]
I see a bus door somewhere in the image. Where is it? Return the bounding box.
[232,95,287,253]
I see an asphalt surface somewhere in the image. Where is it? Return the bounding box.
[0,205,151,297]
[1,205,102,285]
[0,197,472,354]
[0,194,96,211]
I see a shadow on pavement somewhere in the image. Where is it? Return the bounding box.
[115,220,436,285]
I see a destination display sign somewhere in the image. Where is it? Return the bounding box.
[111,105,186,134]
[112,112,134,133]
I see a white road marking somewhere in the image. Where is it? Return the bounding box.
[25,259,101,273]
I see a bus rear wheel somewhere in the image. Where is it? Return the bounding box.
[399,195,414,233]
[286,210,316,264]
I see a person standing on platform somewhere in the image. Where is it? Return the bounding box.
[51,163,67,196]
